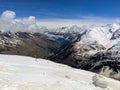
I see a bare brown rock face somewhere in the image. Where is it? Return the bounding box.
[0,32,59,58]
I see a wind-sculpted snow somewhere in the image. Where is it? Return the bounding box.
[0,55,120,90]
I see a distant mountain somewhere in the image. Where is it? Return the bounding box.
[1,23,120,79]
[50,23,120,79]
[0,29,74,58]
[0,31,59,58]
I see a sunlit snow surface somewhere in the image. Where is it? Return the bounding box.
[0,55,119,90]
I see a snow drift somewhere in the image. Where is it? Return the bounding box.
[0,55,119,90]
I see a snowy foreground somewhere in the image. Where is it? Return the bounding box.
[0,55,120,90]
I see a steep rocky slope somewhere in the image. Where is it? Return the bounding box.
[0,32,60,58]
[51,23,120,79]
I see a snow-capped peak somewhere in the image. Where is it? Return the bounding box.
[112,23,120,30]
[71,23,120,48]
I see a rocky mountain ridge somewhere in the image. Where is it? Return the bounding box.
[50,23,120,80]
[1,23,120,79]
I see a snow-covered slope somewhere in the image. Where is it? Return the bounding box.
[0,55,120,90]
[78,23,120,48]
[52,23,120,76]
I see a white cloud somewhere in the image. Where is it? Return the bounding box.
[1,10,16,19]
[0,10,41,32]
[0,10,120,32]
[22,16,36,25]
[38,17,120,28]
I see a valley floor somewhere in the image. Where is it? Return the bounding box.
[0,55,119,90]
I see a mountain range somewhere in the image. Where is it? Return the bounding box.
[0,23,120,80]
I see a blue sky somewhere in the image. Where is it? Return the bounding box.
[0,0,120,28]
[0,0,119,19]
